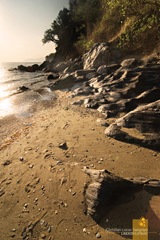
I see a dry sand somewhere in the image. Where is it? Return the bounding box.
[0,90,160,240]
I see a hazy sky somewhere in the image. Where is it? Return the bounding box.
[0,0,69,62]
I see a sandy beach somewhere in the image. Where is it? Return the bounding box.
[0,89,160,240]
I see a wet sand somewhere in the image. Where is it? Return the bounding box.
[0,90,160,240]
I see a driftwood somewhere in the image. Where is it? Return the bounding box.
[83,167,160,223]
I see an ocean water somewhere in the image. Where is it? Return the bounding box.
[0,62,55,119]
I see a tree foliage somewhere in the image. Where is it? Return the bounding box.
[42,0,160,57]
[42,8,71,45]
[100,0,160,49]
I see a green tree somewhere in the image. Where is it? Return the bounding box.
[42,8,71,47]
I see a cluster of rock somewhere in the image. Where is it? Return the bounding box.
[50,43,160,151]
[15,43,160,150]
[11,61,52,73]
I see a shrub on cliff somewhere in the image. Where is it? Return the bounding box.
[93,0,160,52]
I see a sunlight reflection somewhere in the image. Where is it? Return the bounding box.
[0,87,10,99]
[0,66,5,80]
[0,98,14,116]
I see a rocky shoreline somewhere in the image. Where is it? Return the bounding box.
[15,43,160,151]
[45,44,160,151]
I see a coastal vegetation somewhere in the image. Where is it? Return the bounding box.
[43,0,160,58]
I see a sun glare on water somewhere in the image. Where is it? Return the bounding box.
[0,66,5,78]
[0,66,11,98]
[0,86,10,99]
[0,98,14,117]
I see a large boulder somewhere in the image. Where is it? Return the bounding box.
[47,73,59,80]
[84,168,160,223]
[116,100,160,134]
[83,43,112,69]
[18,85,29,92]
[104,100,160,150]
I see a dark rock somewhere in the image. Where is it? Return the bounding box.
[18,64,40,72]
[2,160,12,166]
[106,64,121,74]
[135,88,160,104]
[18,86,29,92]
[0,188,5,197]
[58,142,68,150]
[18,65,28,72]
[84,168,160,223]
[39,60,50,71]
[47,73,59,80]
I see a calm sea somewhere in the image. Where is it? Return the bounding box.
[0,62,55,119]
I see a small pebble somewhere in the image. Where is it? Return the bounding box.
[96,232,101,238]
[83,228,87,233]
[2,160,12,166]
[44,153,51,159]
[43,149,49,153]
[41,233,46,239]
[40,219,45,225]
[10,233,15,238]
[61,178,67,185]
[19,157,24,162]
